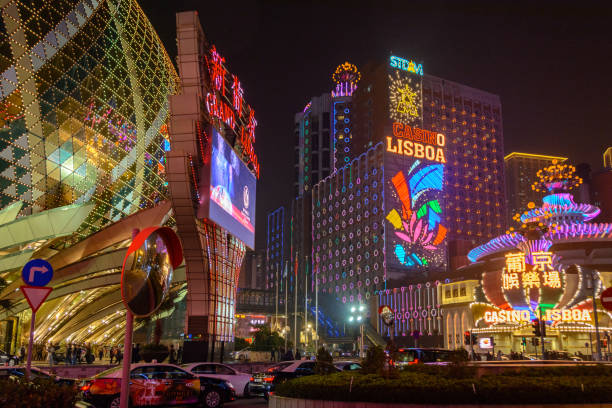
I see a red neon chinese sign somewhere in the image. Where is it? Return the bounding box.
[204,45,259,178]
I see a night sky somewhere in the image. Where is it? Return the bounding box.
[141,1,612,251]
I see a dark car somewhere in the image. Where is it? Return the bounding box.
[0,349,18,366]
[0,366,76,386]
[271,361,339,385]
[392,348,466,367]
[250,361,294,399]
[79,363,235,408]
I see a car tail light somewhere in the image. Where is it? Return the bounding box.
[263,376,275,383]
[80,381,92,392]
[250,377,254,382]
[409,358,419,365]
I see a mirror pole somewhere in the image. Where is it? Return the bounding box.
[120,309,134,408]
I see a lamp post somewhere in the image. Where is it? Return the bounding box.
[348,304,367,358]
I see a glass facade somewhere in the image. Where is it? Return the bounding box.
[0,0,178,240]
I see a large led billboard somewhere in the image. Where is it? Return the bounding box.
[203,129,256,249]
[384,57,447,279]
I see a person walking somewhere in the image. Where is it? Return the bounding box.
[47,343,55,367]
[169,344,177,364]
[295,349,301,360]
[116,348,122,365]
[109,347,116,365]
[66,345,73,365]
[99,348,104,362]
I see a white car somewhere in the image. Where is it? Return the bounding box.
[183,362,253,398]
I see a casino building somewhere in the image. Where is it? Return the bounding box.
[0,0,179,352]
[0,2,259,360]
[442,161,612,355]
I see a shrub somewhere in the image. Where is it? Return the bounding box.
[0,378,78,408]
[275,365,612,405]
[315,347,333,374]
[361,345,385,374]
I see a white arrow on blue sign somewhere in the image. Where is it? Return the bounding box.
[21,259,53,287]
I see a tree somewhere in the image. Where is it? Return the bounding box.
[251,325,284,351]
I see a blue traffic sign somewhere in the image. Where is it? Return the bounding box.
[21,259,53,287]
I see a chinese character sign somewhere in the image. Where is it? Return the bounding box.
[502,251,559,290]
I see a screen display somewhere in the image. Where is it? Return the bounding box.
[209,129,256,249]
[383,60,446,280]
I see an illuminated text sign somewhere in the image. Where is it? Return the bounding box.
[390,55,423,76]
[502,252,561,290]
[386,122,446,163]
[484,309,592,324]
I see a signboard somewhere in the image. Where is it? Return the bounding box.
[21,259,53,287]
[378,305,395,327]
[601,287,612,312]
[479,337,493,349]
[384,125,447,278]
[20,286,52,313]
[200,128,256,249]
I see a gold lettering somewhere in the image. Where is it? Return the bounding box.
[386,136,397,153]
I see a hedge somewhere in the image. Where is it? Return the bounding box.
[0,378,78,408]
[275,365,612,404]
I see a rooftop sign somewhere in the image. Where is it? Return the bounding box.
[390,55,423,76]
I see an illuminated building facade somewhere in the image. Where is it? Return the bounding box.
[504,152,567,226]
[353,57,506,244]
[167,11,258,360]
[266,206,286,290]
[294,95,333,196]
[445,161,612,355]
[0,0,179,351]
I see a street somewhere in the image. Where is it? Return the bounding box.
[227,398,267,407]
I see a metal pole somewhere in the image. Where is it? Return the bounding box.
[25,311,35,379]
[315,269,318,351]
[538,308,545,359]
[592,269,602,361]
[120,310,133,408]
[304,256,308,352]
[284,261,288,352]
[294,252,298,354]
[275,263,279,331]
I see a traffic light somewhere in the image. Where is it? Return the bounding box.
[532,337,539,346]
[471,334,478,345]
[532,319,541,337]
[464,331,470,345]
[521,337,527,346]
[541,321,546,337]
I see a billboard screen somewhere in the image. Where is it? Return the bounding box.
[208,129,256,248]
[384,58,447,280]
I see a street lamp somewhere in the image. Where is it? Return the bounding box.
[347,303,367,358]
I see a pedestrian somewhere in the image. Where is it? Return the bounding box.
[133,344,140,363]
[177,345,183,364]
[270,347,276,362]
[169,344,177,364]
[47,343,55,366]
[99,348,104,362]
[66,345,72,365]
[285,349,294,361]
[295,349,301,360]
[19,346,25,363]
[116,348,123,364]
[110,347,115,364]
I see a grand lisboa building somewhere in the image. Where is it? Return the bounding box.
[0,0,181,352]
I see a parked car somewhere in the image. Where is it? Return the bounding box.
[252,360,339,400]
[0,349,18,366]
[392,348,466,367]
[333,361,362,371]
[182,362,253,397]
[79,363,235,408]
[0,366,76,386]
[230,347,251,361]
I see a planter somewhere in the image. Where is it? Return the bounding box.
[140,350,169,363]
[270,395,612,408]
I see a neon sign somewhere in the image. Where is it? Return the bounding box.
[483,309,591,324]
[204,45,260,178]
[389,70,422,126]
[389,55,423,76]
[502,252,561,290]
[385,123,446,164]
